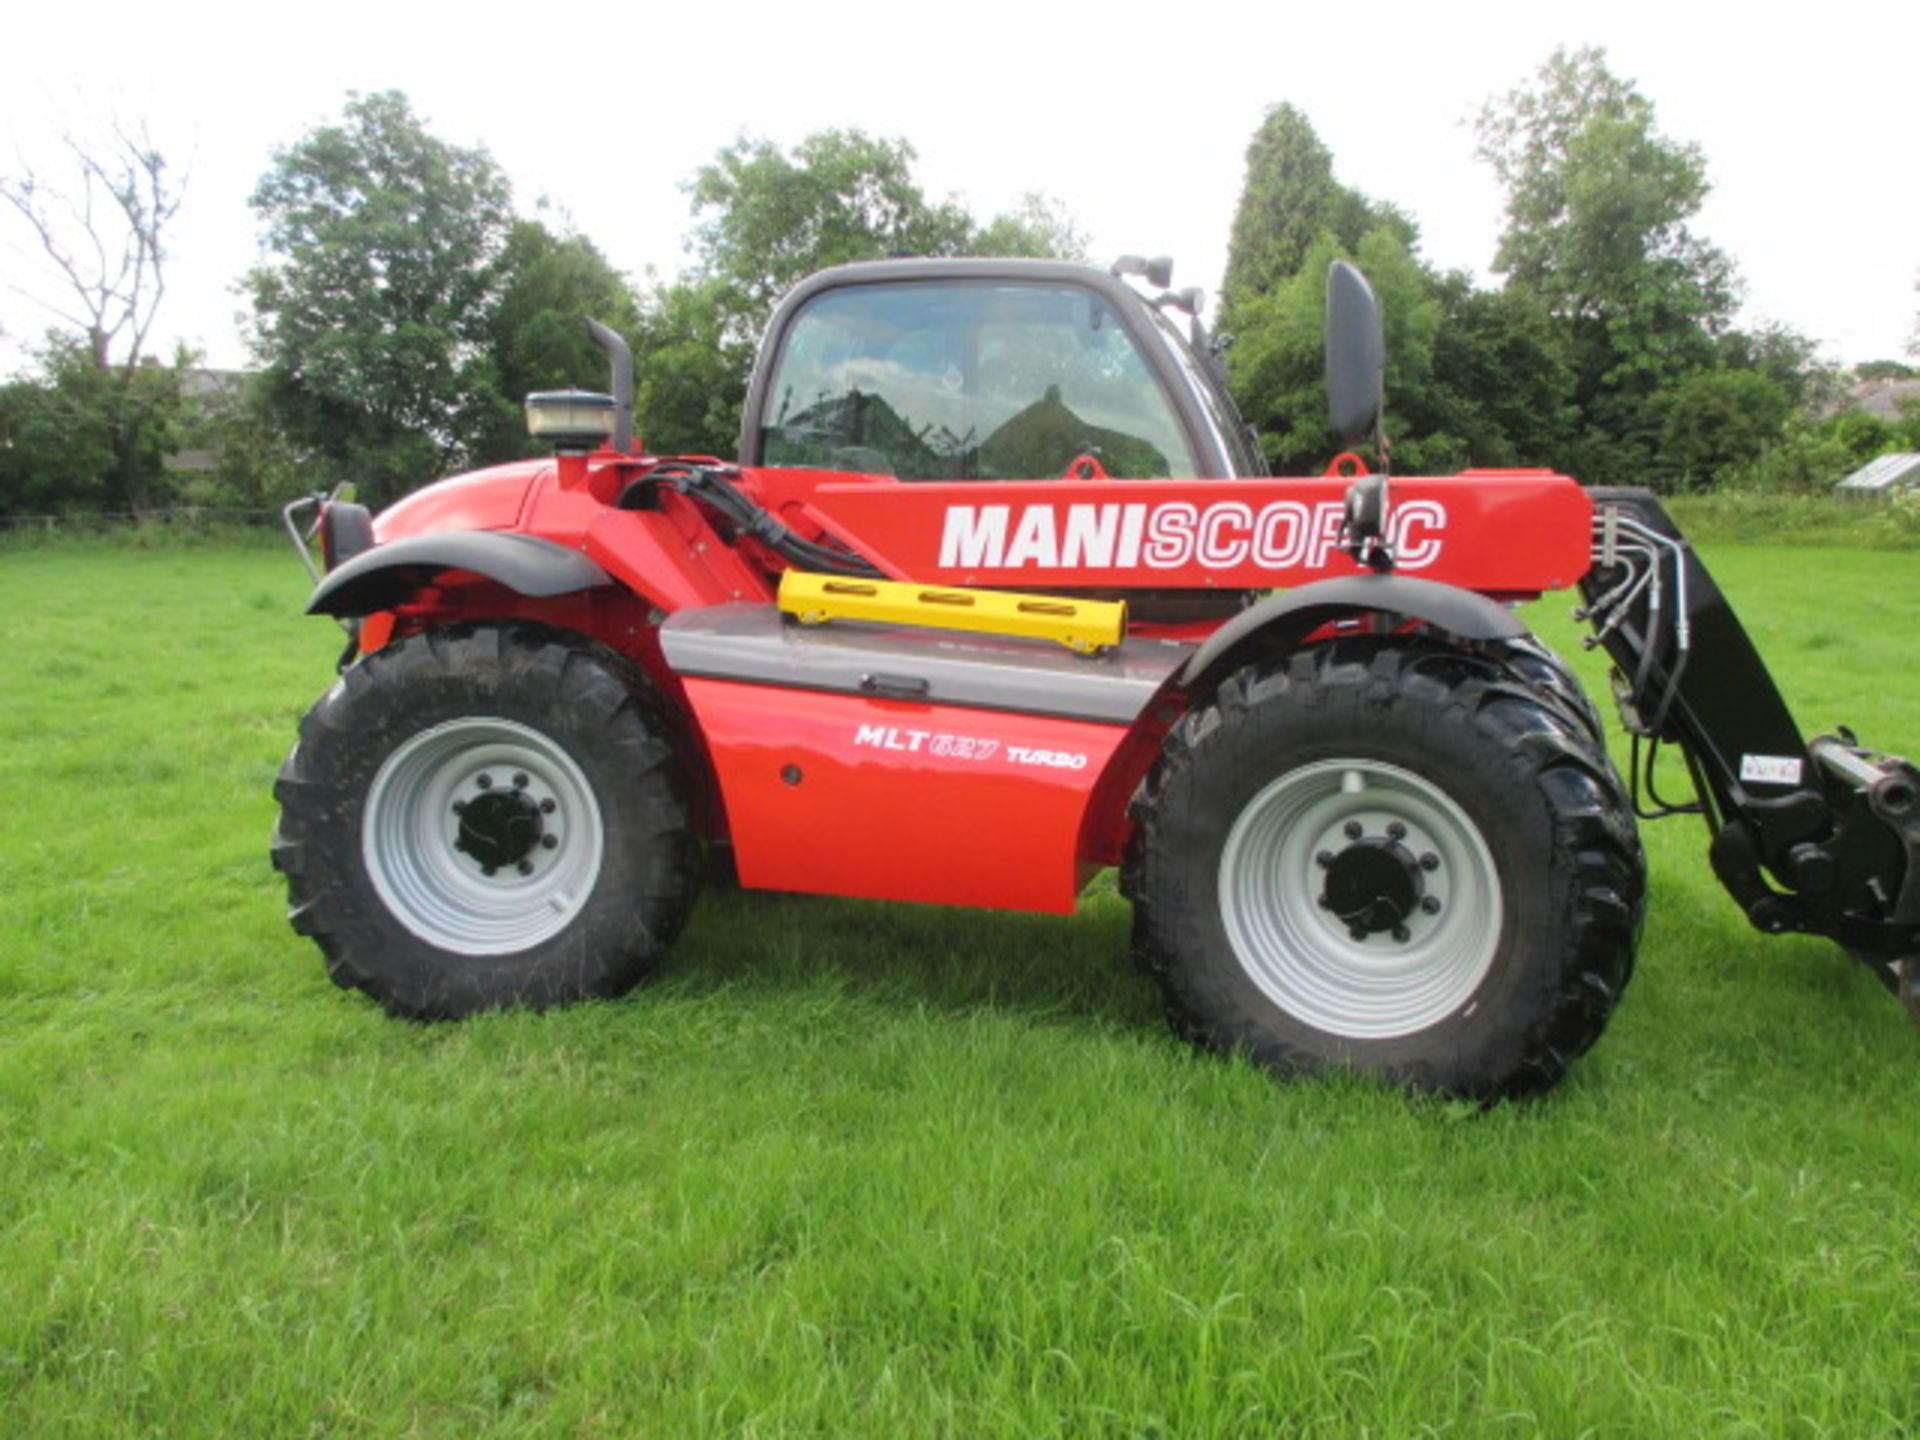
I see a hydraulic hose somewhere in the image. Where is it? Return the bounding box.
[644,463,884,579]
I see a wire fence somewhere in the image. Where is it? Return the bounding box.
[0,507,287,533]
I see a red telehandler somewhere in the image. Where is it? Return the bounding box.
[274,256,1919,1098]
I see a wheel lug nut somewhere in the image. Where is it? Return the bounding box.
[476,774,492,790]
[482,865,497,877]
[517,860,533,876]
[1317,893,1332,909]
[454,838,467,853]
[452,800,466,815]
[1386,822,1406,841]
[1315,850,1335,869]
[1420,853,1440,872]
[1420,896,1442,915]
[539,798,556,815]
[1344,821,1363,841]
[1391,925,1410,943]
[513,773,529,789]
[541,834,558,850]
[1348,927,1369,942]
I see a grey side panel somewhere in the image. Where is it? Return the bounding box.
[662,604,1191,726]
[1177,575,1528,685]
[307,532,612,617]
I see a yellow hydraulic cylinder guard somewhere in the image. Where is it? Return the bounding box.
[777,571,1127,655]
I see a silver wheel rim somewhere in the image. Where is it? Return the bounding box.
[1218,758,1502,1039]
[362,717,604,956]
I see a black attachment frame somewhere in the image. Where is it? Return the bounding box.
[1579,488,1920,980]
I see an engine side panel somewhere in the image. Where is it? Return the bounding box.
[682,678,1131,913]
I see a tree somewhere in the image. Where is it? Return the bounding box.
[687,130,1083,335]
[639,130,1086,457]
[688,131,975,346]
[1660,368,1791,490]
[1422,279,1576,469]
[0,123,188,511]
[0,339,187,515]
[1718,321,1831,411]
[1477,47,1733,326]
[1225,226,1452,475]
[248,91,514,502]
[462,218,643,465]
[1220,103,1414,324]
[1,122,180,371]
[968,192,1088,262]
[1218,106,1491,475]
[632,278,747,458]
[1476,47,1740,486]
[0,352,120,515]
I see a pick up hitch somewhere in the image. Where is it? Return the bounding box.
[1580,489,1920,1020]
[1809,737,1920,1019]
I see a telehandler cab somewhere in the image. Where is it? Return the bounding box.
[274,255,1919,1098]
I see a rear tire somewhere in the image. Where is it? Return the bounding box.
[1125,638,1643,1098]
[272,624,699,1019]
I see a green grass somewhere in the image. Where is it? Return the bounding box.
[2,542,1917,1437]
[1663,493,1920,549]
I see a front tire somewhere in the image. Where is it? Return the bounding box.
[272,624,699,1018]
[1125,638,1644,1098]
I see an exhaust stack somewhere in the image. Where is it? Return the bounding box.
[586,319,635,453]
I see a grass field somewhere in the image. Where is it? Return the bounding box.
[1,538,1916,1437]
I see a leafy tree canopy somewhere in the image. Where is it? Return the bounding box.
[969,193,1089,265]
[246,94,649,502]
[688,131,975,344]
[1218,106,1511,476]
[1474,46,1740,422]
[1469,47,1827,488]
[1225,227,1447,476]
[1660,367,1791,490]
[1476,46,1734,331]
[1220,104,1416,326]
[1217,78,1814,491]
[462,218,643,465]
[641,130,1085,457]
[247,91,517,499]
[0,338,188,515]
[632,278,744,459]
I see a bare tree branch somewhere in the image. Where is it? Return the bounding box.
[0,121,182,371]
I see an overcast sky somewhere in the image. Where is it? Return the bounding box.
[2,0,1914,378]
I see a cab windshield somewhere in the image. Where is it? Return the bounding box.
[759,282,1201,481]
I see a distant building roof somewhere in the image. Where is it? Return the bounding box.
[180,368,250,399]
[1836,452,1920,496]
[1851,378,1920,422]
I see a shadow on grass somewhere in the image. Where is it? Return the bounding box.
[656,879,1167,1039]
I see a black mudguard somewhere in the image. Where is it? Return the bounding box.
[307,532,612,618]
[1176,573,1528,687]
